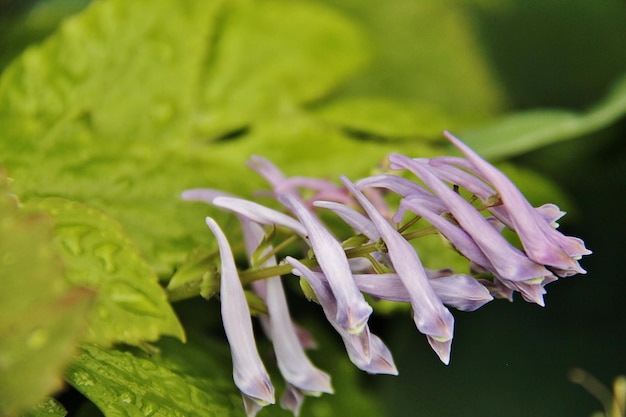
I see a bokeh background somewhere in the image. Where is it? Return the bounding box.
[1,0,625,416]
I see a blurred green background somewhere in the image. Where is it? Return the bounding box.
[1,0,625,416]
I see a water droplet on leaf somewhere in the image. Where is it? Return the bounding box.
[71,371,95,387]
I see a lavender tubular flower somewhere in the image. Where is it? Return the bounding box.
[313,201,380,241]
[212,196,307,237]
[204,218,275,414]
[275,177,354,206]
[286,257,398,375]
[279,194,373,335]
[302,270,492,312]
[341,176,455,364]
[266,276,334,396]
[281,385,306,416]
[355,273,492,312]
[399,196,495,272]
[356,174,448,222]
[443,131,591,276]
[389,153,552,283]
[247,155,289,189]
[356,173,433,199]
[240,221,333,399]
[181,188,233,203]
[425,157,566,235]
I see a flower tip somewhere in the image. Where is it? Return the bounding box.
[182,188,230,203]
[442,130,459,141]
[181,189,207,201]
[427,336,452,365]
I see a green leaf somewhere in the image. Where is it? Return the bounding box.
[195,0,369,138]
[321,0,506,122]
[66,341,243,417]
[206,110,442,182]
[20,398,67,417]
[0,0,370,275]
[66,313,388,417]
[22,198,185,346]
[0,180,92,416]
[313,97,451,141]
[461,73,626,159]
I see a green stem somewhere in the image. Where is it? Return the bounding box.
[239,258,318,284]
[255,234,299,266]
[402,225,438,241]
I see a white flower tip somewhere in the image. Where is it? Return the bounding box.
[427,336,452,365]
[242,376,275,407]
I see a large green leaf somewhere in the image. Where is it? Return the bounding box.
[0,180,92,416]
[461,73,626,159]
[66,342,242,417]
[22,198,185,346]
[318,0,506,123]
[205,110,443,181]
[313,97,451,141]
[0,0,370,275]
[195,0,368,138]
[66,303,387,417]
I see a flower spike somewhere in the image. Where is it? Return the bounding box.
[182,135,590,416]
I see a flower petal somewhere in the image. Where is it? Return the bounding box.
[443,131,591,275]
[213,196,307,236]
[341,176,455,364]
[287,257,398,375]
[389,153,551,282]
[279,194,373,335]
[239,221,333,396]
[204,217,274,408]
[353,273,492,311]
[313,200,380,241]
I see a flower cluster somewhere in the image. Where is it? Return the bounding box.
[182,131,590,416]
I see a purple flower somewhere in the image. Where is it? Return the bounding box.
[398,196,495,273]
[181,188,233,203]
[204,217,274,415]
[286,257,398,375]
[353,273,492,312]
[356,173,432,199]
[212,196,307,237]
[274,177,354,207]
[341,176,455,364]
[443,131,591,276]
[313,201,380,241]
[389,153,552,283]
[239,221,334,400]
[279,194,373,335]
[281,384,306,416]
[247,155,289,190]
